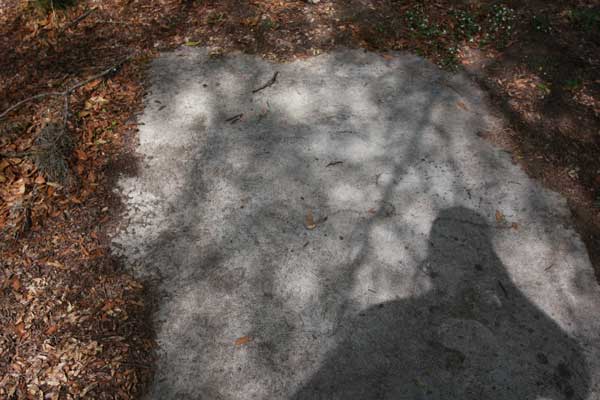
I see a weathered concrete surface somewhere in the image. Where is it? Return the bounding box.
[112,48,600,399]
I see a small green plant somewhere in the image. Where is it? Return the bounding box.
[483,4,516,48]
[32,0,76,11]
[375,22,387,34]
[450,9,481,41]
[536,82,551,95]
[570,7,600,33]
[260,17,278,31]
[206,11,226,26]
[439,46,460,70]
[405,5,443,39]
[564,78,583,91]
[532,14,552,33]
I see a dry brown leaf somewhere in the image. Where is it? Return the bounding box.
[15,179,26,195]
[234,336,251,346]
[511,222,519,230]
[305,209,316,230]
[46,261,65,269]
[89,95,109,105]
[456,101,468,111]
[495,210,505,223]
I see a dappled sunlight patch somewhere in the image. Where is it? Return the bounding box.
[270,88,313,122]
[327,183,368,210]
[369,223,421,267]
[113,48,600,399]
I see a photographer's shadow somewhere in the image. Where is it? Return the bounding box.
[293,207,589,400]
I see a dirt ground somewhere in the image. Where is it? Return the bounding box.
[0,0,598,398]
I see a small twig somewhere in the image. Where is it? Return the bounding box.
[225,113,243,124]
[497,280,508,298]
[63,94,69,132]
[119,361,153,369]
[96,19,127,24]
[326,161,344,167]
[95,19,151,26]
[50,0,57,26]
[252,72,279,94]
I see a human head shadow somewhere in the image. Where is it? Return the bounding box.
[292,206,589,400]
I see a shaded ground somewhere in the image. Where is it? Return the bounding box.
[113,48,600,399]
[0,0,598,398]
[295,207,589,400]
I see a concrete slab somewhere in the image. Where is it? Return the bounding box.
[112,48,600,399]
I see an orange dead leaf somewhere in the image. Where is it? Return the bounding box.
[75,149,88,161]
[45,325,58,335]
[34,175,45,184]
[235,336,251,346]
[11,278,21,291]
[102,300,114,311]
[456,101,468,111]
[15,322,26,338]
[70,195,83,204]
[83,79,102,91]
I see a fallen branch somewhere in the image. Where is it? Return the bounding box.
[252,72,279,94]
[95,19,152,27]
[0,151,34,159]
[65,54,134,94]
[0,54,134,122]
[61,7,97,33]
[0,92,63,120]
